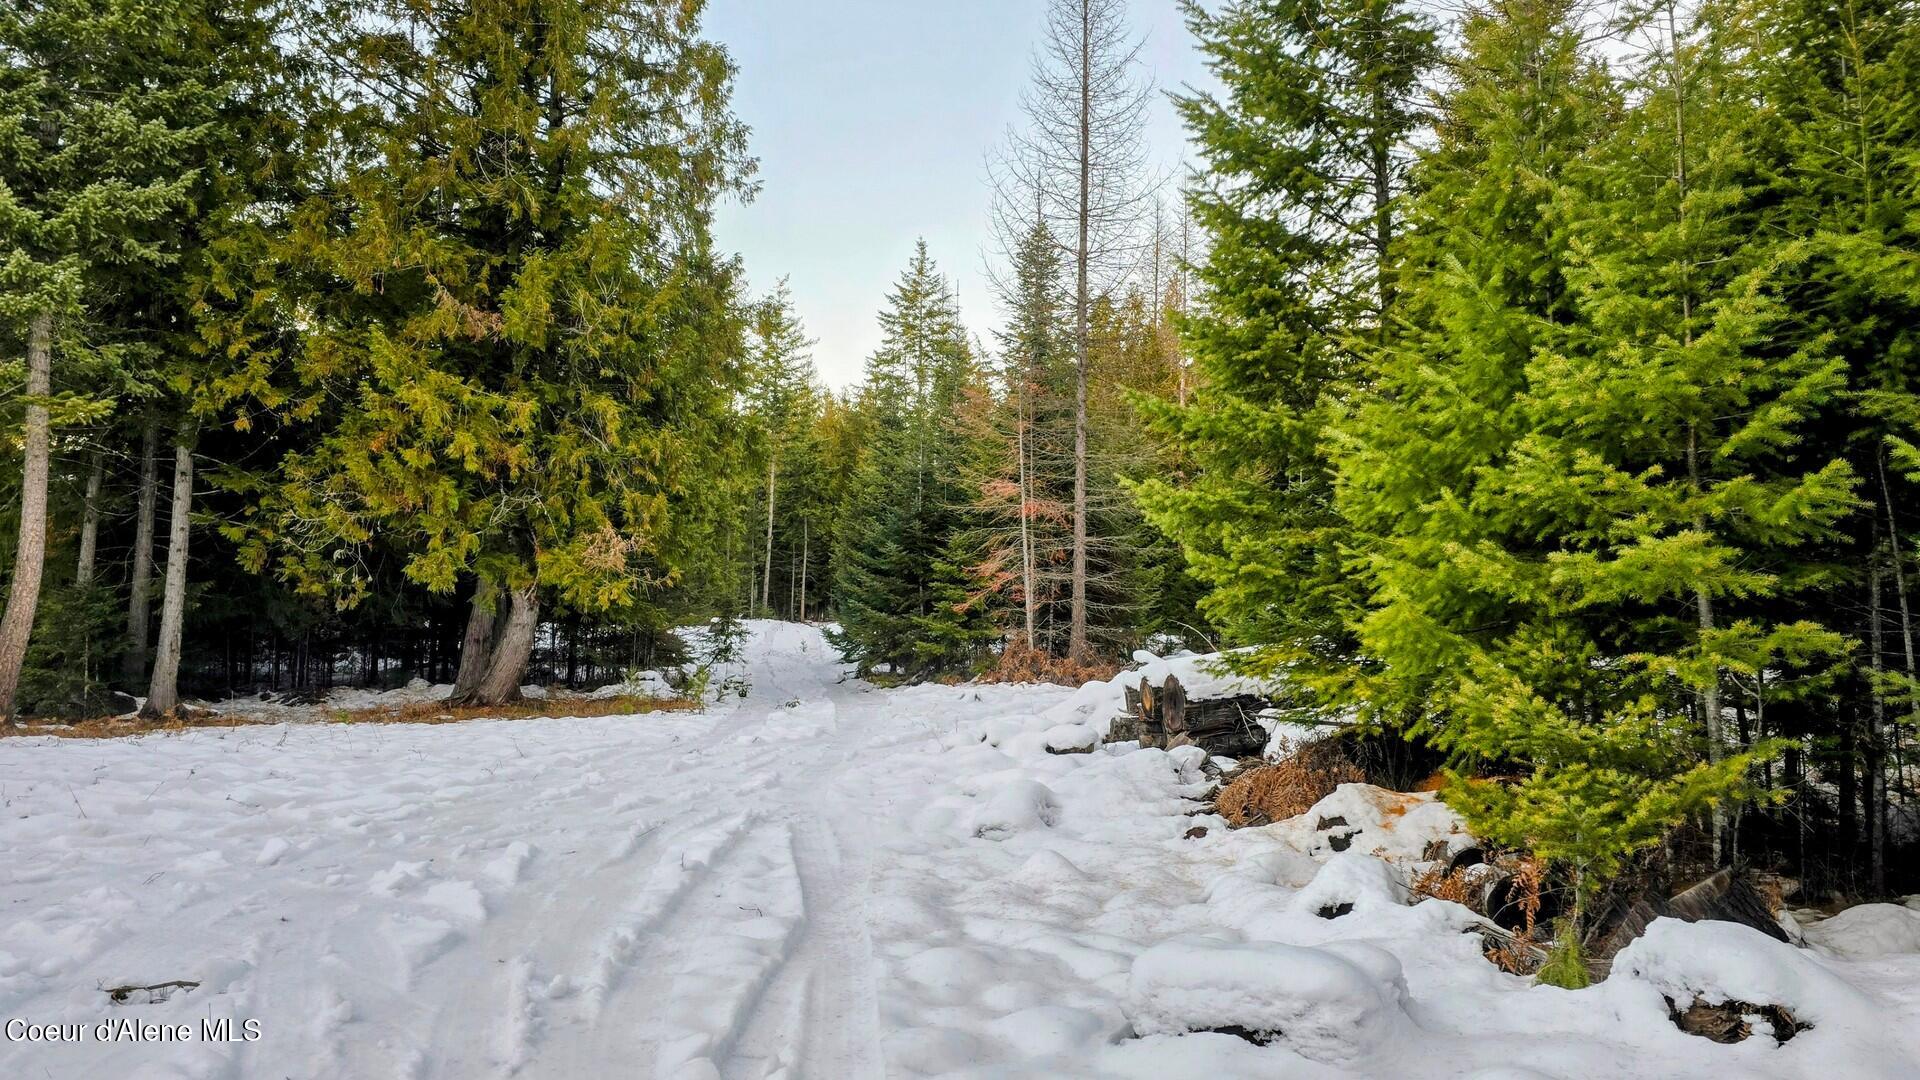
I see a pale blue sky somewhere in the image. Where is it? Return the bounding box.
[704,1,1210,388]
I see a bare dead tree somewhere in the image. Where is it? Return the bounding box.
[995,0,1157,663]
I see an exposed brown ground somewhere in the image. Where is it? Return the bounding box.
[0,693,698,740]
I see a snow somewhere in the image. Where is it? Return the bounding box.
[970,779,1060,839]
[1801,903,1920,960]
[1126,937,1410,1062]
[3,622,1918,1078]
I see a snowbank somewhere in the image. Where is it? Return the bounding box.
[1126,937,1410,1063]
[971,779,1060,839]
[1611,918,1916,1077]
[1802,903,1920,960]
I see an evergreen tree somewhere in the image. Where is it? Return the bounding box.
[972,220,1077,653]
[1135,0,1434,689]
[830,243,986,676]
[743,283,817,618]
[0,0,251,719]
[1337,0,1858,946]
[224,0,752,705]
[1331,0,1629,931]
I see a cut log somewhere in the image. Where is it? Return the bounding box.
[1174,695,1270,757]
[1586,867,1789,979]
[1136,676,1165,749]
[1110,674,1269,756]
[1162,675,1187,736]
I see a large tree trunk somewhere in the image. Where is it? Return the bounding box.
[1067,0,1092,665]
[450,578,497,700]
[140,435,195,719]
[0,311,55,723]
[75,448,105,586]
[124,421,159,685]
[799,520,809,622]
[456,584,538,707]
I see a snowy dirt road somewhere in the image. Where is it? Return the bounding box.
[6,621,1920,1080]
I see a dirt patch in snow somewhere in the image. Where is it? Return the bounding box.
[330,693,698,725]
[2,708,252,740]
[2,693,699,740]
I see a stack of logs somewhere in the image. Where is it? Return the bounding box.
[1112,674,1270,758]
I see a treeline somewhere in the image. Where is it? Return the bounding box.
[0,0,757,717]
[1137,0,1920,948]
[743,0,1211,682]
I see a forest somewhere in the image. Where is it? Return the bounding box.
[3,0,1918,982]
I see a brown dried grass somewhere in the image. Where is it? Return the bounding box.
[1213,738,1365,828]
[978,636,1124,687]
[0,693,698,740]
[1483,858,1549,976]
[1411,863,1480,906]
[0,708,245,740]
[331,694,698,725]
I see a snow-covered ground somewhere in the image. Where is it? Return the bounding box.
[3,621,1919,1078]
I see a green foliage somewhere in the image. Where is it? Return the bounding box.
[220,0,752,640]
[19,581,123,714]
[1536,921,1592,990]
[830,242,985,676]
[1136,0,1435,683]
[1328,0,1859,909]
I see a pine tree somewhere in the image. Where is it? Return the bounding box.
[1134,0,1434,689]
[972,220,1077,653]
[1337,0,1858,939]
[1331,0,1635,930]
[224,0,752,705]
[743,283,817,618]
[830,243,985,676]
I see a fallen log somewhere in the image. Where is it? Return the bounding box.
[1589,867,1787,972]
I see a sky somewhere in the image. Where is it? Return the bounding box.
[703,1,1211,389]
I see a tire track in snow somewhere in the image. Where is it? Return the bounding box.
[418,810,728,1078]
[721,812,885,1080]
[510,818,806,1079]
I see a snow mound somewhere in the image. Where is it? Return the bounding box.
[1613,917,1910,1073]
[1270,783,1471,864]
[1291,851,1406,918]
[1617,918,1875,1019]
[972,779,1060,839]
[1041,722,1100,753]
[1802,903,1920,960]
[1125,936,1409,1063]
